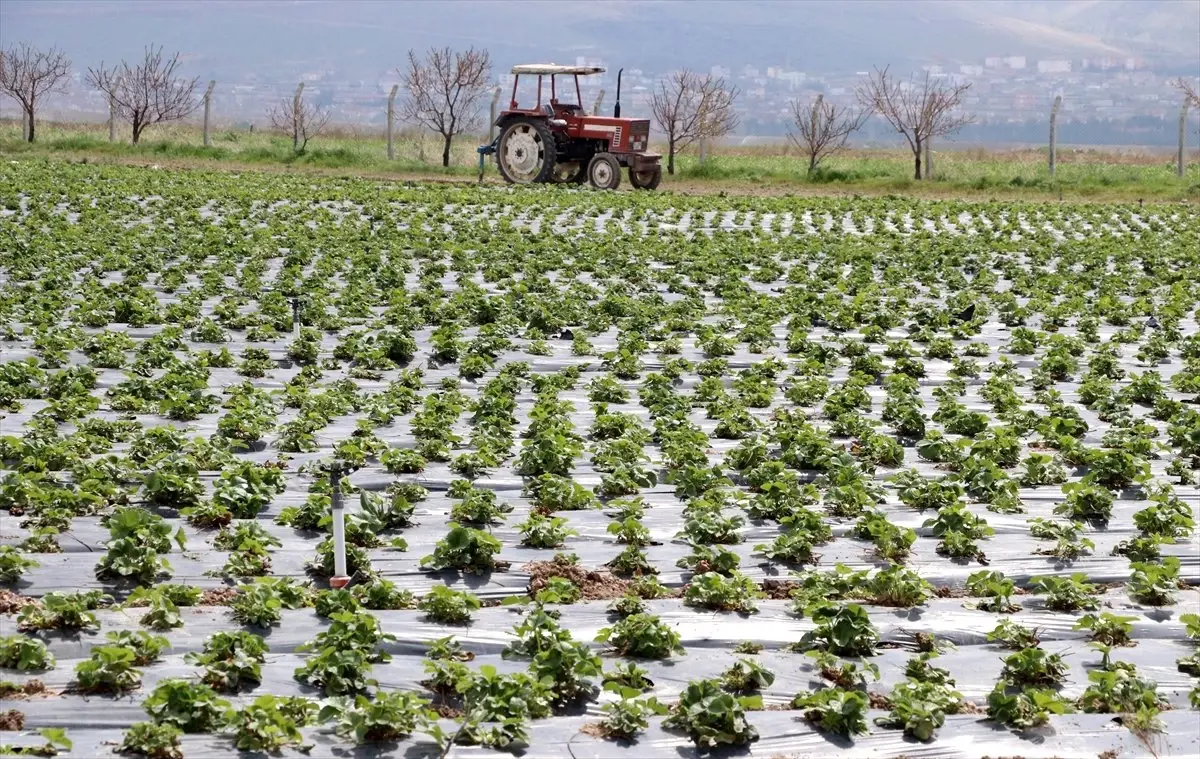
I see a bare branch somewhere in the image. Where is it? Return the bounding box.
[787,95,869,175]
[400,46,491,167]
[267,88,332,153]
[1173,76,1200,107]
[86,45,199,144]
[856,65,973,179]
[650,70,739,174]
[0,42,71,142]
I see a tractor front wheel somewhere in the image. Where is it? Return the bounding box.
[497,118,556,184]
[629,165,662,190]
[587,153,622,190]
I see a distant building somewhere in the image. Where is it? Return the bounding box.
[1004,56,1026,70]
[960,65,983,76]
[1037,60,1071,74]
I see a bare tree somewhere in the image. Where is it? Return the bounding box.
[1173,77,1200,107]
[86,45,199,144]
[650,70,739,175]
[787,94,869,176]
[268,85,331,153]
[0,43,71,143]
[400,46,491,167]
[856,66,973,179]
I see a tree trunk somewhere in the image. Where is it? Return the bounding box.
[25,107,36,143]
[667,139,676,175]
[442,134,452,168]
[807,153,817,176]
[913,146,922,180]
[132,118,143,145]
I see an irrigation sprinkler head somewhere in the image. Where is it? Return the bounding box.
[322,460,358,589]
[290,297,302,338]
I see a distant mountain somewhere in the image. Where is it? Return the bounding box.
[2,0,1197,82]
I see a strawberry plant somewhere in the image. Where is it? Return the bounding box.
[421,523,504,574]
[793,686,868,738]
[664,678,760,748]
[74,645,142,694]
[602,661,654,691]
[986,685,1072,728]
[17,590,108,631]
[142,679,229,732]
[987,619,1042,650]
[683,571,761,613]
[806,650,880,689]
[230,577,310,627]
[318,691,435,744]
[105,631,168,666]
[967,570,1019,613]
[720,658,775,694]
[1031,573,1099,612]
[1078,667,1167,715]
[118,722,182,759]
[596,613,684,659]
[0,546,37,584]
[226,695,317,752]
[1001,647,1069,687]
[0,635,54,671]
[596,691,667,740]
[185,630,268,692]
[1128,557,1182,606]
[1075,612,1136,646]
[517,514,577,548]
[418,585,481,625]
[0,728,72,757]
[798,603,879,656]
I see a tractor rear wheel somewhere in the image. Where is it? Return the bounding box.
[497,118,556,184]
[629,165,662,190]
[552,161,586,184]
[587,153,622,190]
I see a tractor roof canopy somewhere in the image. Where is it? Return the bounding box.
[510,64,605,76]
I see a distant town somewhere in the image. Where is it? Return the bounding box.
[20,52,1200,148]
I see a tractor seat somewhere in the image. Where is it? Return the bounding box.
[549,102,584,117]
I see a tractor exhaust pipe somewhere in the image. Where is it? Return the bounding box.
[613,68,623,118]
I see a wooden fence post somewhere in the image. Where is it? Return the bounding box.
[1179,95,1191,178]
[202,81,215,147]
[487,87,501,143]
[108,88,117,142]
[1049,95,1062,177]
[292,82,305,151]
[593,89,605,115]
[386,84,399,160]
[925,137,933,180]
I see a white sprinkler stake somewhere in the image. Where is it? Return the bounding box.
[329,467,350,588]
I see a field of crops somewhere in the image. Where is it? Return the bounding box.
[0,161,1198,758]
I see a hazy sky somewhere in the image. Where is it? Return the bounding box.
[3,0,1198,82]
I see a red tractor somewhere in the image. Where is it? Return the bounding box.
[486,64,662,190]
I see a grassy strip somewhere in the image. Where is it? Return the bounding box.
[3,120,1198,201]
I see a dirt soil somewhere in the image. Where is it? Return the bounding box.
[0,709,24,730]
[0,590,37,615]
[525,557,632,600]
[200,587,239,606]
